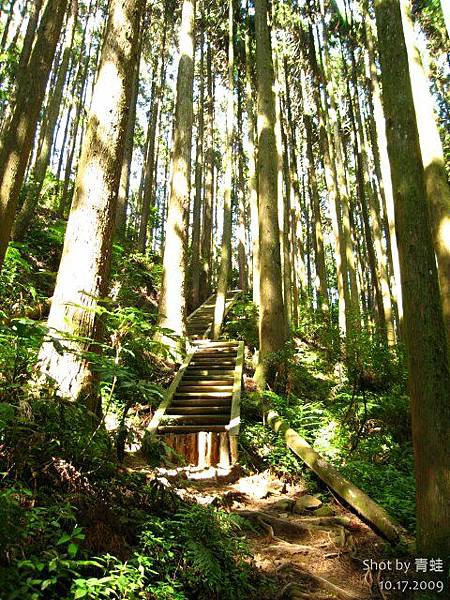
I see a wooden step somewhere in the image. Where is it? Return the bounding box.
[195,347,237,352]
[180,378,234,385]
[195,348,237,358]
[161,414,229,425]
[191,341,238,347]
[171,398,232,407]
[184,370,235,376]
[177,385,233,392]
[174,391,232,398]
[166,406,230,415]
[191,356,236,362]
[185,365,235,370]
[158,425,227,433]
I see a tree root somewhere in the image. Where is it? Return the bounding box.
[277,564,363,600]
[253,515,318,552]
[295,515,352,527]
[278,581,332,599]
[236,509,324,535]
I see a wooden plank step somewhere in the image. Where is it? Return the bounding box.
[194,354,237,360]
[166,406,230,415]
[171,398,232,407]
[189,363,236,369]
[180,378,234,385]
[190,353,236,366]
[177,385,233,392]
[161,414,229,424]
[191,341,238,347]
[174,391,232,398]
[194,351,237,356]
[184,369,235,376]
[185,365,235,370]
[158,425,227,433]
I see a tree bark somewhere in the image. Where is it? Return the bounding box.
[236,83,248,294]
[375,0,450,558]
[37,0,143,407]
[212,0,234,340]
[400,0,450,350]
[138,9,168,253]
[244,0,260,307]
[157,0,196,344]
[115,25,143,237]
[199,40,214,303]
[191,16,205,309]
[304,112,329,316]
[13,0,78,240]
[0,0,68,271]
[362,8,404,336]
[254,0,286,388]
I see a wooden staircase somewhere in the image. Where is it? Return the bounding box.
[147,291,243,467]
[186,289,241,338]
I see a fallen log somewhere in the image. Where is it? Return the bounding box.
[267,410,410,546]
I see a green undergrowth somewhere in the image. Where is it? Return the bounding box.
[0,396,257,599]
[240,307,416,532]
[222,293,259,349]
[0,220,259,599]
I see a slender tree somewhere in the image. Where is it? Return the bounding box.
[0,0,68,270]
[157,0,196,343]
[254,0,286,388]
[212,0,234,340]
[400,0,450,348]
[13,0,79,240]
[38,0,144,407]
[375,0,450,558]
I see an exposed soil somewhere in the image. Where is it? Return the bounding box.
[122,455,418,599]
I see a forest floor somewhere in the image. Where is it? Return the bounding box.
[122,453,413,599]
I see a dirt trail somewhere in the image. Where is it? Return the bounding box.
[123,454,403,599]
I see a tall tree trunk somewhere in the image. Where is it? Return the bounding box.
[191,15,204,309]
[199,40,214,302]
[283,58,307,309]
[362,8,404,334]
[212,0,234,340]
[0,0,68,271]
[400,0,450,348]
[304,112,329,316]
[347,42,395,346]
[0,0,15,51]
[17,0,43,72]
[375,0,450,558]
[157,0,196,344]
[38,0,143,407]
[254,0,286,388]
[236,83,248,294]
[13,0,78,240]
[280,113,292,333]
[244,0,260,306]
[115,26,143,236]
[138,9,168,253]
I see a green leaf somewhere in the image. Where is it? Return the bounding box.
[56,532,71,545]
[68,542,79,558]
